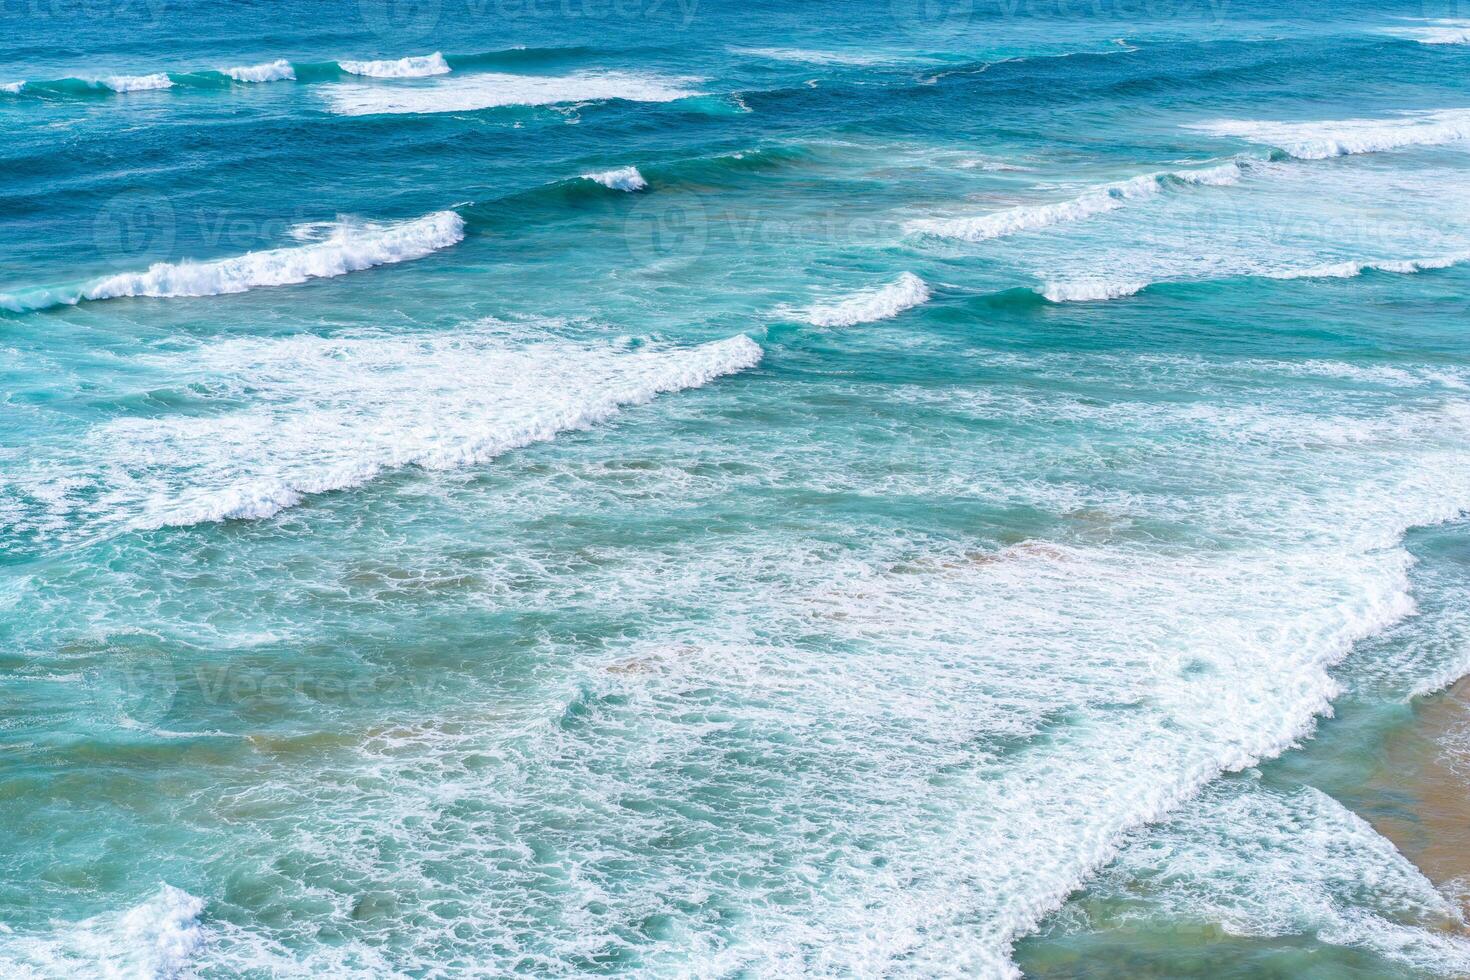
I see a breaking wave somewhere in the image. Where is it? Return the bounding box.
[221,59,296,83]
[0,211,465,312]
[321,70,704,115]
[791,272,932,327]
[582,166,648,191]
[1192,109,1470,159]
[906,162,1243,242]
[337,52,450,78]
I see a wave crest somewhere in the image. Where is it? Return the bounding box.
[101,73,174,92]
[582,166,648,191]
[338,52,450,78]
[321,70,703,115]
[53,330,763,531]
[1038,279,1146,303]
[794,272,932,327]
[222,59,295,83]
[1192,109,1470,158]
[0,211,465,313]
[907,162,1243,242]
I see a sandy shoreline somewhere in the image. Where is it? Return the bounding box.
[1358,676,1470,915]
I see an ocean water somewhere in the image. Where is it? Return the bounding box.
[3,0,1470,975]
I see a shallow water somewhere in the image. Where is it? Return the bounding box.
[3,0,1470,975]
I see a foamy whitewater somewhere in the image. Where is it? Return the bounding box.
[337,52,450,78]
[1038,278,1147,302]
[794,272,931,326]
[100,72,174,92]
[1194,109,1470,158]
[322,70,703,115]
[1385,19,1470,44]
[582,166,648,191]
[0,211,464,311]
[906,163,1242,241]
[46,329,762,530]
[6,4,1470,978]
[221,59,296,83]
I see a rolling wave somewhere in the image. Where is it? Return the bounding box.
[36,329,763,531]
[0,48,583,99]
[99,72,174,92]
[790,272,932,327]
[220,59,296,83]
[1031,251,1470,305]
[321,70,704,115]
[906,162,1243,242]
[1192,109,1470,158]
[1265,252,1470,279]
[1385,20,1470,45]
[1037,279,1147,303]
[0,211,464,312]
[582,166,648,191]
[338,52,450,78]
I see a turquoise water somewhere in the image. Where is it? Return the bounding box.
[4,1,1470,975]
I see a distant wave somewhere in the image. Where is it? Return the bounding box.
[1038,279,1147,303]
[1191,109,1470,159]
[0,47,665,101]
[322,70,704,115]
[792,272,931,327]
[338,52,450,78]
[0,49,471,98]
[1029,251,1470,305]
[0,211,464,313]
[1265,252,1470,280]
[582,166,648,191]
[1384,20,1470,45]
[728,46,915,66]
[907,162,1243,242]
[221,59,296,83]
[100,72,174,92]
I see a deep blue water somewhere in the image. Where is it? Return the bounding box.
[3,0,1470,975]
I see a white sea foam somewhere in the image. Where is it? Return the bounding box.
[1038,278,1147,302]
[221,59,296,83]
[0,211,464,312]
[1031,251,1470,300]
[954,156,1027,171]
[321,70,703,115]
[61,328,761,529]
[906,162,1243,242]
[792,272,931,327]
[100,72,174,92]
[1385,19,1470,44]
[728,46,905,66]
[0,885,206,979]
[11,343,1470,977]
[1267,251,1470,280]
[1058,781,1470,974]
[1192,109,1470,158]
[582,166,648,191]
[0,81,23,94]
[338,52,450,78]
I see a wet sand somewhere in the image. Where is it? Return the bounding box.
[1359,676,1470,912]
